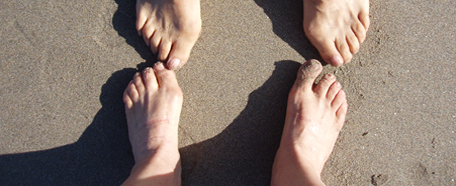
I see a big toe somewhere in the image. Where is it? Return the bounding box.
[293,59,323,91]
[311,39,345,67]
[153,62,181,93]
[166,40,195,70]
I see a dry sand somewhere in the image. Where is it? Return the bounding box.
[1,0,455,185]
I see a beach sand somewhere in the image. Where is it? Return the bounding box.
[0,0,455,185]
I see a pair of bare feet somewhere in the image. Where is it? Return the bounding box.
[122,60,347,185]
[136,0,369,68]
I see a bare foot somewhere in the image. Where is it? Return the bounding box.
[271,60,348,186]
[136,0,201,70]
[122,62,183,186]
[303,0,370,66]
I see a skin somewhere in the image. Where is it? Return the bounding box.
[136,0,202,70]
[136,0,369,68]
[271,59,348,185]
[122,62,183,186]
[120,60,346,185]
[303,0,370,66]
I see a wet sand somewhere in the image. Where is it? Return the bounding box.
[1,0,455,185]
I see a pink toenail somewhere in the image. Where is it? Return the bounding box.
[168,58,181,70]
[331,56,344,66]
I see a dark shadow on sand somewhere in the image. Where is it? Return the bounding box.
[0,60,301,185]
[112,0,157,62]
[179,61,301,185]
[0,0,316,184]
[0,68,138,185]
[254,0,325,63]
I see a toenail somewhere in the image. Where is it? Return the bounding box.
[154,62,165,71]
[326,74,334,78]
[143,67,153,74]
[134,72,140,77]
[305,60,321,70]
[168,58,181,70]
[330,56,344,66]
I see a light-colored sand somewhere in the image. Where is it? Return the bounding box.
[0,0,455,185]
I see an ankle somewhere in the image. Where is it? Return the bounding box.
[129,149,181,178]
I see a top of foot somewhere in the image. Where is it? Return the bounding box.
[303,0,370,66]
[123,62,183,163]
[271,60,348,186]
[136,0,202,70]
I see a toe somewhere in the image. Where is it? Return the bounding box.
[158,40,172,62]
[142,21,155,46]
[346,32,360,54]
[315,73,336,97]
[336,101,348,125]
[352,21,367,43]
[326,81,342,101]
[293,59,323,91]
[336,38,353,63]
[126,81,140,102]
[167,40,193,70]
[136,11,147,36]
[358,10,370,32]
[142,67,159,91]
[133,72,145,95]
[153,62,181,92]
[123,82,134,109]
[150,35,161,54]
[332,90,347,110]
[312,39,344,67]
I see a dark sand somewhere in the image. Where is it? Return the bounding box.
[1,0,455,185]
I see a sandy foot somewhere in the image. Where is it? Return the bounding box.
[271,60,348,185]
[303,0,370,66]
[136,0,202,70]
[122,62,183,186]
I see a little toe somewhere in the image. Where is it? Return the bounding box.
[135,12,148,36]
[293,59,323,91]
[359,10,370,31]
[167,40,193,70]
[315,73,336,97]
[142,67,159,91]
[332,90,347,110]
[158,40,172,62]
[313,39,344,67]
[326,81,342,101]
[153,62,181,91]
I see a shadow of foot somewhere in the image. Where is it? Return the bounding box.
[254,0,324,64]
[0,60,303,185]
[112,0,158,63]
[0,64,150,185]
[179,60,302,185]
